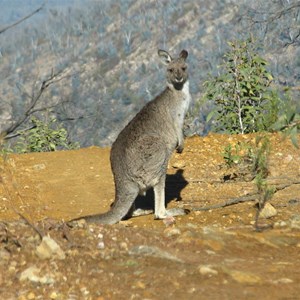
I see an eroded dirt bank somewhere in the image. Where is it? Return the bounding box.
[0,133,300,299]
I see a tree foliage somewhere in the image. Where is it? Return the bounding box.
[204,38,279,134]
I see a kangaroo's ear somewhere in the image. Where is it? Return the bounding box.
[158,49,172,65]
[179,50,188,61]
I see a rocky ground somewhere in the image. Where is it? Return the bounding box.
[0,133,300,300]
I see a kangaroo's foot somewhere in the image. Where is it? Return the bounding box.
[154,208,189,220]
[131,208,154,217]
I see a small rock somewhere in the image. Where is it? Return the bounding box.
[20,266,55,284]
[199,265,218,276]
[97,241,105,249]
[224,269,261,284]
[164,227,181,237]
[290,215,300,229]
[76,219,87,228]
[36,236,65,260]
[274,221,287,228]
[129,245,183,263]
[259,203,277,219]
[273,278,294,284]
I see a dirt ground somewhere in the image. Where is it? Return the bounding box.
[1,133,300,300]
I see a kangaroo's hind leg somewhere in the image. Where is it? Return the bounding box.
[153,174,189,220]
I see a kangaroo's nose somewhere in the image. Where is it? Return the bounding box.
[175,76,183,83]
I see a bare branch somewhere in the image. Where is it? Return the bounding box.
[2,68,72,137]
[4,125,37,140]
[192,179,300,211]
[250,3,300,24]
[0,2,46,35]
[284,29,300,47]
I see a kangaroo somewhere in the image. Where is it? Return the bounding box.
[81,49,191,224]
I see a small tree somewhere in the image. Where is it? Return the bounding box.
[204,38,278,134]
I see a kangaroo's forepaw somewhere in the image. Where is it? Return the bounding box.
[176,146,184,154]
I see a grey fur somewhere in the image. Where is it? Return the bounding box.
[83,49,191,224]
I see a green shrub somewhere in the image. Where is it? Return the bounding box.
[222,142,252,169]
[14,117,79,153]
[204,38,279,134]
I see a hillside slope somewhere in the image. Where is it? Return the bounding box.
[1,0,299,147]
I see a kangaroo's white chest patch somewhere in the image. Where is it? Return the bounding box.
[173,80,191,129]
[181,81,191,114]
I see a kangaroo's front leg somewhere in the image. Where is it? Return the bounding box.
[176,131,184,153]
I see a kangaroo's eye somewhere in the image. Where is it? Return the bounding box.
[182,67,187,71]
[168,68,174,73]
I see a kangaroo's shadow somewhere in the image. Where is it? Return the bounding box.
[134,169,188,210]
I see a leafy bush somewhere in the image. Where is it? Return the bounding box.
[14,117,79,153]
[204,38,279,134]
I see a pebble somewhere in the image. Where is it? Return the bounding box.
[290,215,300,229]
[19,266,55,284]
[272,278,294,284]
[259,203,277,219]
[76,219,87,228]
[224,269,262,284]
[36,236,66,260]
[163,227,181,237]
[129,245,183,263]
[274,221,287,228]
[198,265,218,276]
[97,241,105,249]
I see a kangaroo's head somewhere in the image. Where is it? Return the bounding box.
[158,49,188,91]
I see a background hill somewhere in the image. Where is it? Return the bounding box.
[0,0,299,147]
